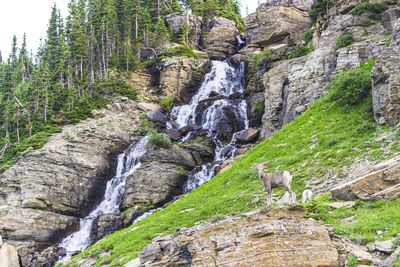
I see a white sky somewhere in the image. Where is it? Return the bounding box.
[0,0,259,60]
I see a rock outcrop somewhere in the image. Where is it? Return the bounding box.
[331,156,400,201]
[158,56,211,103]
[257,0,314,12]
[256,0,393,139]
[123,140,215,209]
[139,206,339,266]
[245,6,312,49]
[165,13,202,48]
[205,17,240,58]
[372,18,400,126]
[0,97,143,264]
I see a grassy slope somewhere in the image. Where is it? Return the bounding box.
[65,77,400,266]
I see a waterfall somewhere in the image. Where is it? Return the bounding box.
[171,60,249,192]
[57,137,148,262]
[56,59,249,262]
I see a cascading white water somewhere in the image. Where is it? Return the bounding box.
[171,60,249,192]
[57,137,148,262]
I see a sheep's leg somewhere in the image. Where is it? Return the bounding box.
[267,185,272,205]
[285,186,295,204]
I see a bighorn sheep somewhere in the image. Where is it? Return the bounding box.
[301,189,313,203]
[251,162,295,205]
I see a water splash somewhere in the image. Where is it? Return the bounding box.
[57,137,148,261]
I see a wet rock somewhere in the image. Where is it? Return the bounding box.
[234,128,260,144]
[372,18,400,126]
[331,156,400,201]
[0,98,142,263]
[228,92,244,100]
[140,206,339,267]
[166,120,179,129]
[30,246,64,267]
[146,110,168,124]
[208,91,220,97]
[199,94,224,103]
[0,243,20,267]
[157,56,211,104]
[179,124,202,135]
[245,6,312,49]
[122,205,146,227]
[164,129,181,141]
[123,143,215,208]
[205,17,240,58]
[246,92,265,128]
[91,213,123,242]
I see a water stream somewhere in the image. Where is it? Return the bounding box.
[57,59,248,262]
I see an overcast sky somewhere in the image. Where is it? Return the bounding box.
[0,0,260,59]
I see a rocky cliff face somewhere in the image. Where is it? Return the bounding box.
[139,206,340,267]
[372,18,400,126]
[243,0,400,139]
[123,140,215,209]
[0,97,143,265]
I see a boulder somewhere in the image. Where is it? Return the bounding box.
[164,129,181,141]
[372,240,393,253]
[0,99,142,265]
[205,17,240,58]
[234,128,260,144]
[30,246,65,267]
[137,102,162,113]
[91,213,123,242]
[245,6,312,49]
[256,0,314,12]
[331,156,400,201]
[352,249,372,265]
[0,243,20,267]
[123,142,215,208]
[139,206,339,266]
[372,18,400,126]
[0,235,3,247]
[146,111,168,124]
[165,13,202,48]
[158,56,211,103]
[382,8,400,31]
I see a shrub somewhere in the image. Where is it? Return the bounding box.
[309,0,332,22]
[147,130,172,149]
[303,29,313,45]
[166,46,198,59]
[326,63,373,105]
[351,1,387,17]
[334,34,354,52]
[288,46,314,59]
[161,97,175,111]
[348,256,360,267]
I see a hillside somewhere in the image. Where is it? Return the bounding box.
[1,0,400,266]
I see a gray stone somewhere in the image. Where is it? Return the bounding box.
[382,8,400,31]
[372,240,393,253]
[245,6,312,49]
[205,17,240,58]
[256,0,314,12]
[234,128,260,144]
[372,18,400,126]
[146,111,168,124]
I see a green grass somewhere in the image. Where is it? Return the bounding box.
[64,63,400,266]
[304,195,400,244]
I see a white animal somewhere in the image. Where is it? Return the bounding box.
[301,189,313,203]
[277,191,297,205]
[251,162,295,205]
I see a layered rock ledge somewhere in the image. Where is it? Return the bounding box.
[139,206,339,267]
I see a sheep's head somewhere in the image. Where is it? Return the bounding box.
[251,163,267,173]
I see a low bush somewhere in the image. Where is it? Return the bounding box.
[288,46,314,59]
[147,130,172,149]
[334,33,354,52]
[326,59,375,105]
[161,97,176,111]
[166,46,198,59]
[309,0,332,22]
[351,1,387,17]
[303,29,313,45]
